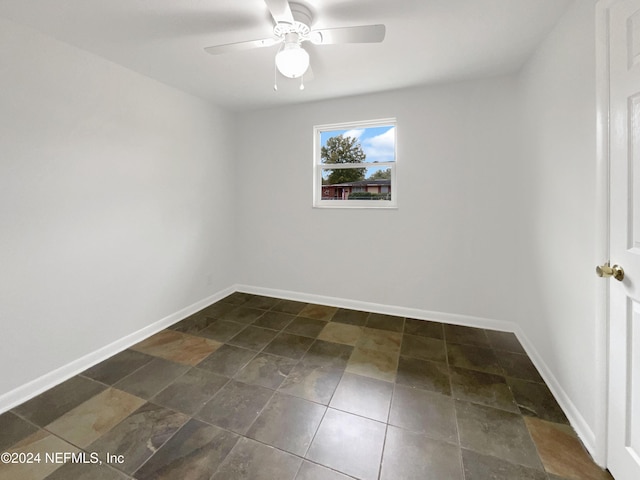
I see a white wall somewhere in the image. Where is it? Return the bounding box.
[0,18,236,404]
[516,0,600,455]
[235,77,520,324]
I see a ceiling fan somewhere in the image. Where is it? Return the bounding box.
[204,0,385,88]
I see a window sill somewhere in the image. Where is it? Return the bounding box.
[313,202,398,209]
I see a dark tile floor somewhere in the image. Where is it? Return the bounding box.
[0,292,613,480]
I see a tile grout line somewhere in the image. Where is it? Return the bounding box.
[376,346,402,480]
[376,317,405,480]
[130,412,199,479]
[444,332,467,480]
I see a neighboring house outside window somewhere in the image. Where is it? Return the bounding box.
[322,179,391,200]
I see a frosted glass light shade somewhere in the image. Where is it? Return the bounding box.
[275,43,309,78]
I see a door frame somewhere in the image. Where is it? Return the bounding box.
[595,0,623,468]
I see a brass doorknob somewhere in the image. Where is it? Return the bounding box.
[596,263,624,281]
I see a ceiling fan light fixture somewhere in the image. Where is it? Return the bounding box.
[275,42,309,78]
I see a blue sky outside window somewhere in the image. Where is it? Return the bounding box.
[320,125,395,178]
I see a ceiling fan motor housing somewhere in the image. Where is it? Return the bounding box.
[273,2,313,40]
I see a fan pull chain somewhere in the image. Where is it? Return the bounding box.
[274,42,285,92]
[273,60,278,91]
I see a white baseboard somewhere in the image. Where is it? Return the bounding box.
[235,284,517,333]
[1,282,598,467]
[0,285,235,414]
[513,325,598,462]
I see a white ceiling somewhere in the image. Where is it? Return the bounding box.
[0,0,573,112]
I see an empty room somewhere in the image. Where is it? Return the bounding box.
[0,0,638,479]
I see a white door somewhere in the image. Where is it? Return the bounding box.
[607,0,640,479]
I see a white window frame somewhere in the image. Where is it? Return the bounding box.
[313,118,397,209]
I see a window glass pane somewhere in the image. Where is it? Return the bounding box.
[320,125,395,165]
[314,118,396,208]
[320,166,392,201]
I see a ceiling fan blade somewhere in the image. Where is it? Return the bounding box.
[310,24,386,45]
[264,0,294,25]
[204,37,280,55]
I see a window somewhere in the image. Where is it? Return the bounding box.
[313,118,397,208]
